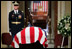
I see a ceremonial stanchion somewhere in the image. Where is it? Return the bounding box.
[28,8,34,26]
[61,36,64,48]
[48,19,53,44]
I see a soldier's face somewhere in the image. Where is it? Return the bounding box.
[14,6,19,10]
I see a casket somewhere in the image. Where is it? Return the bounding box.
[11,27,48,48]
[31,12,48,20]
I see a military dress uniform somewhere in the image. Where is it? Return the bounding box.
[9,10,24,39]
[9,1,24,39]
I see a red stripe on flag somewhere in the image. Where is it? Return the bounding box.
[21,28,26,44]
[46,1,48,11]
[30,27,35,43]
[14,35,19,44]
[11,42,15,48]
[43,38,47,47]
[38,28,43,42]
[45,44,48,48]
[42,1,43,9]
[35,3,37,9]
[33,2,34,12]
[44,1,45,12]
[42,1,43,11]
[43,41,45,47]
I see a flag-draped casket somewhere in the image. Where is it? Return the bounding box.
[11,27,48,48]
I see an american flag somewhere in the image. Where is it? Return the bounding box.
[31,1,48,12]
[11,27,48,48]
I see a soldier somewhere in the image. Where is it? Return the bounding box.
[9,1,24,39]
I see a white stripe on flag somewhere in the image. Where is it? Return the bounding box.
[37,3,38,11]
[43,1,44,12]
[16,31,21,43]
[35,3,37,9]
[40,30,46,44]
[34,27,39,42]
[25,27,30,43]
[34,3,35,11]
[13,38,19,48]
[41,1,42,6]
[39,2,40,6]
[45,1,46,12]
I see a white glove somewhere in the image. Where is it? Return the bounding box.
[46,32,49,35]
[9,32,12,35]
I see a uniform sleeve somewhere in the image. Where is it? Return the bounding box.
[9,12,11,32]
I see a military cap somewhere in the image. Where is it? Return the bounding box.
[12,1,20,6]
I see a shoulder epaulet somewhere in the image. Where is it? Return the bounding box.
[9,10,14,13]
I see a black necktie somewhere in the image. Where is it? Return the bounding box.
[16,11,17,14]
